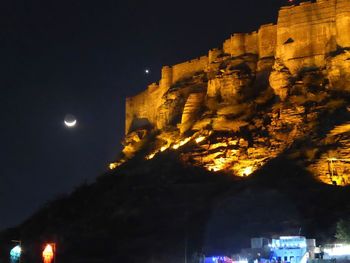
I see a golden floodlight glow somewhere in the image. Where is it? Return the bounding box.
[109,163,117,170]
[240,166,254,177]
[172,144,180,150]
[209,166,222,172]
[146,152,157,160]
[195,136,206,143]
[172,137,191,149]
[205,157,228,172]
[109,159,126,170]
[160,145,169,152]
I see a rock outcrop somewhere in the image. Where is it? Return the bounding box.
[269,60,293,100]
[327,51,350,91]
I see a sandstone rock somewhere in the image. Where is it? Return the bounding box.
[269,60,293,100]
[308,122,350,186]
[157,98,184,129]
[192,117,212,131]
[207,61,254,104]
[122,129,149,158]
[179,93,205,133]
[326,51,350,91]
[212,116,248,132]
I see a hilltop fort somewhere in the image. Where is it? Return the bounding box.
[4,2,350,262]
[113,0,350,186]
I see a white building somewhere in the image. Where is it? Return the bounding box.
[322,243,350,260]
[270,236,316,263]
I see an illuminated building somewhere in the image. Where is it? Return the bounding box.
[322,243,350,260]
[10,245,21,263]
[235,236,317,263]
[270,236,315,263]
[204,256,234,263]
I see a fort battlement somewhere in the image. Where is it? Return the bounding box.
[125,0,350,134]
[171,56,208,84]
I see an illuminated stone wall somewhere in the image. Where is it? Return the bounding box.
[276,0,350,73]
[172,56,208,84]
[258,24,277,59]
[336,0,350,48]
[125,83,167,134]
[125,58,208,134]
[223,32,259,57]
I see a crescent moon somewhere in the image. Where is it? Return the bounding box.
[64,119,77,127]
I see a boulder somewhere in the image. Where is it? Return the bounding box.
[269,60,293,100]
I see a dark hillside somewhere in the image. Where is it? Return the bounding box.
[1,152,350,263]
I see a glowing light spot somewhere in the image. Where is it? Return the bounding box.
[180,137,191,145]
[195,136,206,143]
[145,69,150,74]
[160,145,169,152]
[210,166,222,172]
[109,159,126,170]
[42,244,55,263]
[172,137,191,149]
[240,166,254,176]
[172,144,180,150]
[146,152,157,160]
[109,163,117,170]
[206,157,228,172]
[10,245,21,260]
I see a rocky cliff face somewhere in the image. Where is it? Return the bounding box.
[113,1,350,187]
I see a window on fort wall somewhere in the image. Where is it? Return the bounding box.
[284,38,294,44]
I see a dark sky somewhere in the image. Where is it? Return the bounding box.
[1,0,291,230]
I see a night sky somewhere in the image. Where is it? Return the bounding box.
[1,0,291,230]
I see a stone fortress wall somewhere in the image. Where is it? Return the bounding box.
[125,82,165,134]
[223,31,259,57]
[277,0,350,72]
[171,56,209,84]
[125,0,350,134]
[222,24,278,59]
